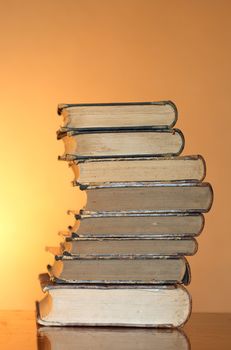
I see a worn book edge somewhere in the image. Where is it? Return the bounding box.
[57,127,183,138]
[76,179,208,190]
[76,180,211,189]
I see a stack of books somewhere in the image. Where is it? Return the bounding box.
[37,101,213,327]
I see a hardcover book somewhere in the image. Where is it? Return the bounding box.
[58,101,178,130]
[79,182,213,214]
[37,273,191,327]
[48,255,190,285]
[70,155,206,186]
[65,212,204,238]
[57,129,184,159]
[61,237,198,256]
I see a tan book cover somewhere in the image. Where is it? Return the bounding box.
[37,273,191,327]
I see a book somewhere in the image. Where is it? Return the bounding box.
[57,101,178,130]
[70,155,206,186]
[79,182,213,214]
[48,255,190,285]
[57,129,184,160]
[65,212,204,238]
[61,237,198,256]
[37,326,190,350]
[37,273,191,327]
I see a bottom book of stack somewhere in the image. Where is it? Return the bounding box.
[37,273,191,327]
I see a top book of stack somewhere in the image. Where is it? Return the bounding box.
[57,101,178,131]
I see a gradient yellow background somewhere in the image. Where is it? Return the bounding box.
[0,0,230,311]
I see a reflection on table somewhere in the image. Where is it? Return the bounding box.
[1,312,231,350]
[37,327,190,350]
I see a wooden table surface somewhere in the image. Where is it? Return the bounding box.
[0,311,230,350]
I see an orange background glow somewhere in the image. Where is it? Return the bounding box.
[0,0,230,311]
